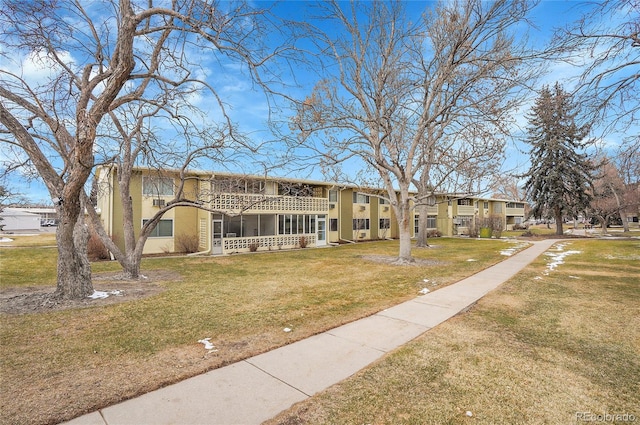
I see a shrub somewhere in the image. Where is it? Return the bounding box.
[513,223,529,230]
[299,236,308,248]
[87,231,110,261]
[175,233,200,253]
[481,214,504,238]
[427,229,442,238]
[249,243,259,252]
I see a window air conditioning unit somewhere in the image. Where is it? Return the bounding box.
[153,199,166,207]
[383,206,389,212]
[226,233,237,237]
[329,204,335,209]
[359,206,366,211]
[359,233,366,238]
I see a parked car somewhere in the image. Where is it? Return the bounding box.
[41,219,57,227]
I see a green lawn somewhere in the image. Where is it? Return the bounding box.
[267,239,640,424]
[0,237,527,425]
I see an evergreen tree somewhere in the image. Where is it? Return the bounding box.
[522,83,596,235]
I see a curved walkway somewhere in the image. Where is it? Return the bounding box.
[64,239,559,425]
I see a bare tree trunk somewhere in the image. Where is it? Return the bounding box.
[599,215,609,234]
[415,203,429,248]
[619,211,630,232]
[54,199,93,299]
[395,199,414,264]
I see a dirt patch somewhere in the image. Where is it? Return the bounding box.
[0,270,180,315]
[361,254,444,266]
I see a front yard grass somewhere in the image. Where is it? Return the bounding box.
[267,239,640,424]
[1,237,525,425]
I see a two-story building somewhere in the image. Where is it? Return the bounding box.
[95,167,526,255]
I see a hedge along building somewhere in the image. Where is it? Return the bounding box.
[94,166,526,255]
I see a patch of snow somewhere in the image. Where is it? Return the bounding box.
[500,240,530,256]
[544,250,582,272]
[0,237,13,243]
[467,259,478,262]
[466,411,473,417]
[569,275,580,279]
[283,327,292,333]
[423,279,429,283]
[534,276,543,280]
[419,288,430,294]
[88,290,123,299]
[198,338,218,352]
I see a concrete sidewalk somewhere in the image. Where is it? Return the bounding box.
[64,239,558,425]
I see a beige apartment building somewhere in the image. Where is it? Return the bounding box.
[95,167,526,255]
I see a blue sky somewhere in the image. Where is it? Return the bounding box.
[1,0,635,203]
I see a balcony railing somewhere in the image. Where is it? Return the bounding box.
[223,234,317,252]
[207,193,328,215]
[506,207,525,216]
[457,205,476,216]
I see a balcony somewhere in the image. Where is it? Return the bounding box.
[207,193,328,215]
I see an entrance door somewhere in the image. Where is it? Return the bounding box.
[212,219,223,255]
[316,215,327,246]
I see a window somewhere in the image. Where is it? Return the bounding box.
[330,218,338,232]
[329,190,338,202]
[279,183,313,197]
[143,177,173,197]
[427,215,437,228]
[483,201,489,209]
[379,197,388,204]
[278,214,317,235]
[457,198,472,206]
[493,203,503,213]
[457,216,473,227]
[143,219,173,237]
[379,218,390,229]
[507,202,525,209]
[352,192,370,204]
[213,178,265,194]
[353,218,370,230]
[426,196,436,206]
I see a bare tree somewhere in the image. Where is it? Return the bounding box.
[0,0,298,298]
[293,0,540,260]
[610,138,640,231]
[588,158,627,234]
[411,0,541,247]
[553,0,639,134]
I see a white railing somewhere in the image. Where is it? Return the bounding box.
[208,193,328,214]
[223,234,317,252]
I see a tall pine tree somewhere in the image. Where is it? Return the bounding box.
[522,83,596,235]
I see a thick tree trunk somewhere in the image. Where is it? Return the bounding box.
[619,211,630,232]
[415,203,429,248]
[122,254,141,279]
[554,208,564,236]
[396,202,414,264]
[54,199,93,299]
[597,215,609,235]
